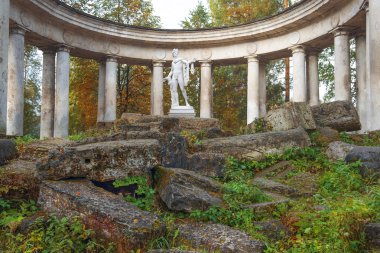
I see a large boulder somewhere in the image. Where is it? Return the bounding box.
[0,160,39,200]
[0,139,17,165]
[38,180,165,252]
[177,223,264,253]
[196,127,310,160]
[364,223,380,250]
[311,101,361,132]
[37,139,161,182]
[345,146,380,177]
[265,102,316,131]
[325,141,355,161]
[155,167,222,212]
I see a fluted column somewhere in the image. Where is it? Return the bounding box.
[7,26,26,136]
[200,61,213,118]
[308,50,320,106]
[97,61,106,122]
[333,27,351,101]
[259,61,267,117]
[0,0,9,133]
[246,55,260,124]
[291,45,307,102]
[54,45,70,138]
[151,60,165,116]
[40,48,56,139]
[104,57,118,122]
[368,0,380,130]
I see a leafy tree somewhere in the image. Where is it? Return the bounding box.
[24,46,41,136]
[181,1,212,29]
[61,0,161,133]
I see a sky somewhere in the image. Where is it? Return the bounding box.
[151,0,208,29]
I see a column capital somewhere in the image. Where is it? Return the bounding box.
[152,60,165,67]
[106,56,119,63]
[39,46,57,54]
[9,25,28,35]
[199,60,212,67]
[56,44,72,53]
[245,55,259,63]
[331,26,350,37]
[289,45,306,54]
[307,47,322,56]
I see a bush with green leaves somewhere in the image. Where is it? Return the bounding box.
[0,198,115,253]
[113,176,155,211]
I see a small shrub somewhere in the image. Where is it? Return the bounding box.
[113,176,155,211]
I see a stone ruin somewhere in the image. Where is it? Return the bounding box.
[1,101,379,252]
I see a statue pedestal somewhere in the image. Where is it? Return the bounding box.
[168,106,196,118]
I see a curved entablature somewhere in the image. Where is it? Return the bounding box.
[10,0,365,65]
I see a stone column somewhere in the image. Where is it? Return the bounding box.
[40,48,56,139]
[368,0,380,130]
[97,61,106,122]
[291,45,307,102]
[246,55,260,124]
[104,57,118,122]
[356,34,369,132]
[6,26,26,136]
[54,45,70,138]
[259,61,267,117]
[308,50,320,106]
[333,27,351,101]
[151,60,165,116]
[0,0,9,133]
[200,61,213,118]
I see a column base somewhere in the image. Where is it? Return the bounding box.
[168,106,196,118]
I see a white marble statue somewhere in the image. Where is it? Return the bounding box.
[165,49,196,108]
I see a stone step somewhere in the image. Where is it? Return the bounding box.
[0,160,39,200]
[37,139,161,182]
[252,177,299,197]
[38,180,165,251]
[254,161,293,179]
[246,191,289,214]
[176,223,264,253]
[185,152,225,178]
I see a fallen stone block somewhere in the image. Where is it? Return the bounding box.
[345,146,380,178]
[177,223,264,253]
[0,139,17,165]
[364,223,380,250]
[0,160,39,200]
[38,180,164,251]
[185,152,225,178]
[312,101,361,132]
[265,102,316,131]
[196,127,310,160]
[325,141,355,161]
[254,219,290,241]
[155,167,222,213]
[37,139,161,181]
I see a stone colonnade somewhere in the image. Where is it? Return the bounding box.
[1,0,380,136]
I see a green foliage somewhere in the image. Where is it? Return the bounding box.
[15,134,39,152]
[319,161,364,197]
[68,132,88,141]
[113,176,155,211]
[223,182,272,206]
[339,132,354,144]
[0,199,115,252]
[24,46,42,137]
[181,1,212,29]
[180,130,204,148]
